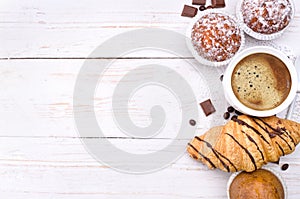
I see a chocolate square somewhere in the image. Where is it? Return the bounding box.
[181,5,198,18]
[211,0,226,8]
[200,99,216,116]
[192,0,206,5]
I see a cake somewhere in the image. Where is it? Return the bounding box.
[229,169,285,199]
[241,0,293,35]
[191,12,242,62]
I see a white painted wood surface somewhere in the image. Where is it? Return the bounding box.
[1,0,300,198]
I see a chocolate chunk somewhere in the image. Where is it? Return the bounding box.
[211,0,226,8]
[227,106,235,113]
[281,163,289,171]
[269,132,277,138]
[189,119,196,126]
[200,99,216,116]
[181,5,198,17]
[223,112,230,119]
[199,5,206,11]
[192,0,206,5]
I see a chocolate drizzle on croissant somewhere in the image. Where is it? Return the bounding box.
[194,136,235,172]
[187,115,300,172]
[241,130,265,161]
[256,117,296,149]
[234,117,270,145]
[225,132,257,170]
[187,143,216,169]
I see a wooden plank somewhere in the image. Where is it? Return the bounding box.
[0,161,230,199]
[0,0,299,58]
[0,58,228,137]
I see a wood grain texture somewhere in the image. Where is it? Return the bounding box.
[0,0,299,58]
[0,58,225,138]
[1,0,300,198]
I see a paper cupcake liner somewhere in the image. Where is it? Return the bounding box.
[226,166,287,199]
[236,0,295,41]
[186,10,245,67]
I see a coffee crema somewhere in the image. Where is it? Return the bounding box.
[231,53,291,111]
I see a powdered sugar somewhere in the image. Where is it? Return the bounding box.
[241,0,292,34]
[191,13,242,62]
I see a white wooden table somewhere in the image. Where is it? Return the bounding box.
[1,0,300,198]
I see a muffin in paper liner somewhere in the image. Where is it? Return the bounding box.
[236,0,295,40]
[227,167,287,199]
[186,10,245,67]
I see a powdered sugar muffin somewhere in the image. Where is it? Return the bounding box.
[237,0,294,40]
[191,12,243,65]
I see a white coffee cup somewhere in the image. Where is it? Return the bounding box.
[223,46,297,117]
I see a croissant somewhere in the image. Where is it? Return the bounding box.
[187,115,300,172]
